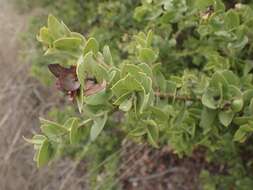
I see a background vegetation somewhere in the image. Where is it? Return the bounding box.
[10,0,253,189]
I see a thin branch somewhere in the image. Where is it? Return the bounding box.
[129,167,187,182]
[154,91,201,101]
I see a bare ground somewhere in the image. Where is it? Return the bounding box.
[0,1,87,190]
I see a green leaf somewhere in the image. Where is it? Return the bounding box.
[249,98,253,114]
[194,0,213,10]
[23,135,46,145]
[229,36,248,50]
[138,92,151,113]
[69,118,82,144]
[40,118,62,126]
[134,35,146,47]
[90,113,108,141]
[70,32,86,43]
[146,30,153,47]
[146,120,159,148]
[149,106,168,121]
[133,6,149,22]
[231,99,244,112]
[136,73,152,93]
[83,37,99,55]
[153,64,166,83]
[40,119,67,138]
[233,116,253,125]
[222,70,240,86]
[113,91,132,105]
[111,74,143,97]
[121,64,143,78]
[200,107,217,134]
[37,27,53,45]
[119,98,132,112]
[85,90,110,105]
[92,63,109,83]
[63,117,79,130]
[218,110,234,127]
[214,0,225,11]
[53,37,82,52]
[139,48,157,63]
[76,88,84,113]
[243,89,253,105]
[108,68,120,86]
[76,55,86,87]
[40,124,67,138]
[48,15,69,39]
[37,139,53,167]
[234,124,253,143]
[138,63,153,77]
[210,72,228,88]
[202,92,218,109]
[77,52,108,83]
[225,10,240,30]
[103,45,113,65]
[129,127,147,137]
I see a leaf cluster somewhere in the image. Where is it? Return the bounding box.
[23,0,253,188]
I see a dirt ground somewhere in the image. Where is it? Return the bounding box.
[0,1,87,190]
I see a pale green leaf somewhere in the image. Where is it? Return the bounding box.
[119,98,132,112]
[200,107,217,134]
[146,120,159,148]
[76,88,84,113]
[113,91,132,105]
[231,98,243,112]
[129,127,147,137]
[138,63,153,77]
[139,48,157,63]
[69,118,82,144]
[103,45,113,65]
[234,124,253,143]
[85,90,110,105]
[83,37,99,55]
[70,32,86,43]
[48,14,69,39]
[90,113,108,141]
[146,30,153,47]
[53,37,82,51]
[111,74,143,97]
[23,135,46,145]
[37,27,53,45]
[76,55,86,87]
[218,111,234,127]
[225,10,240,29]
[63,117,79,130]
[201,92,218,109]
[37,139,53,167]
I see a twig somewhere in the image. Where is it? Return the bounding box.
[129,167,187,182]
[154,91,201,101]
[0,109,12,129]
[4,123,23,162]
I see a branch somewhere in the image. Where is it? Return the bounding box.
[154,91,201,101]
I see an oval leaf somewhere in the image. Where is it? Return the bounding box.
[90,113,108,141]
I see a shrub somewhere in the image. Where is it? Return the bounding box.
[26,0,253,189]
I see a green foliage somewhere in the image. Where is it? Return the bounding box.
[22,0,253,189]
